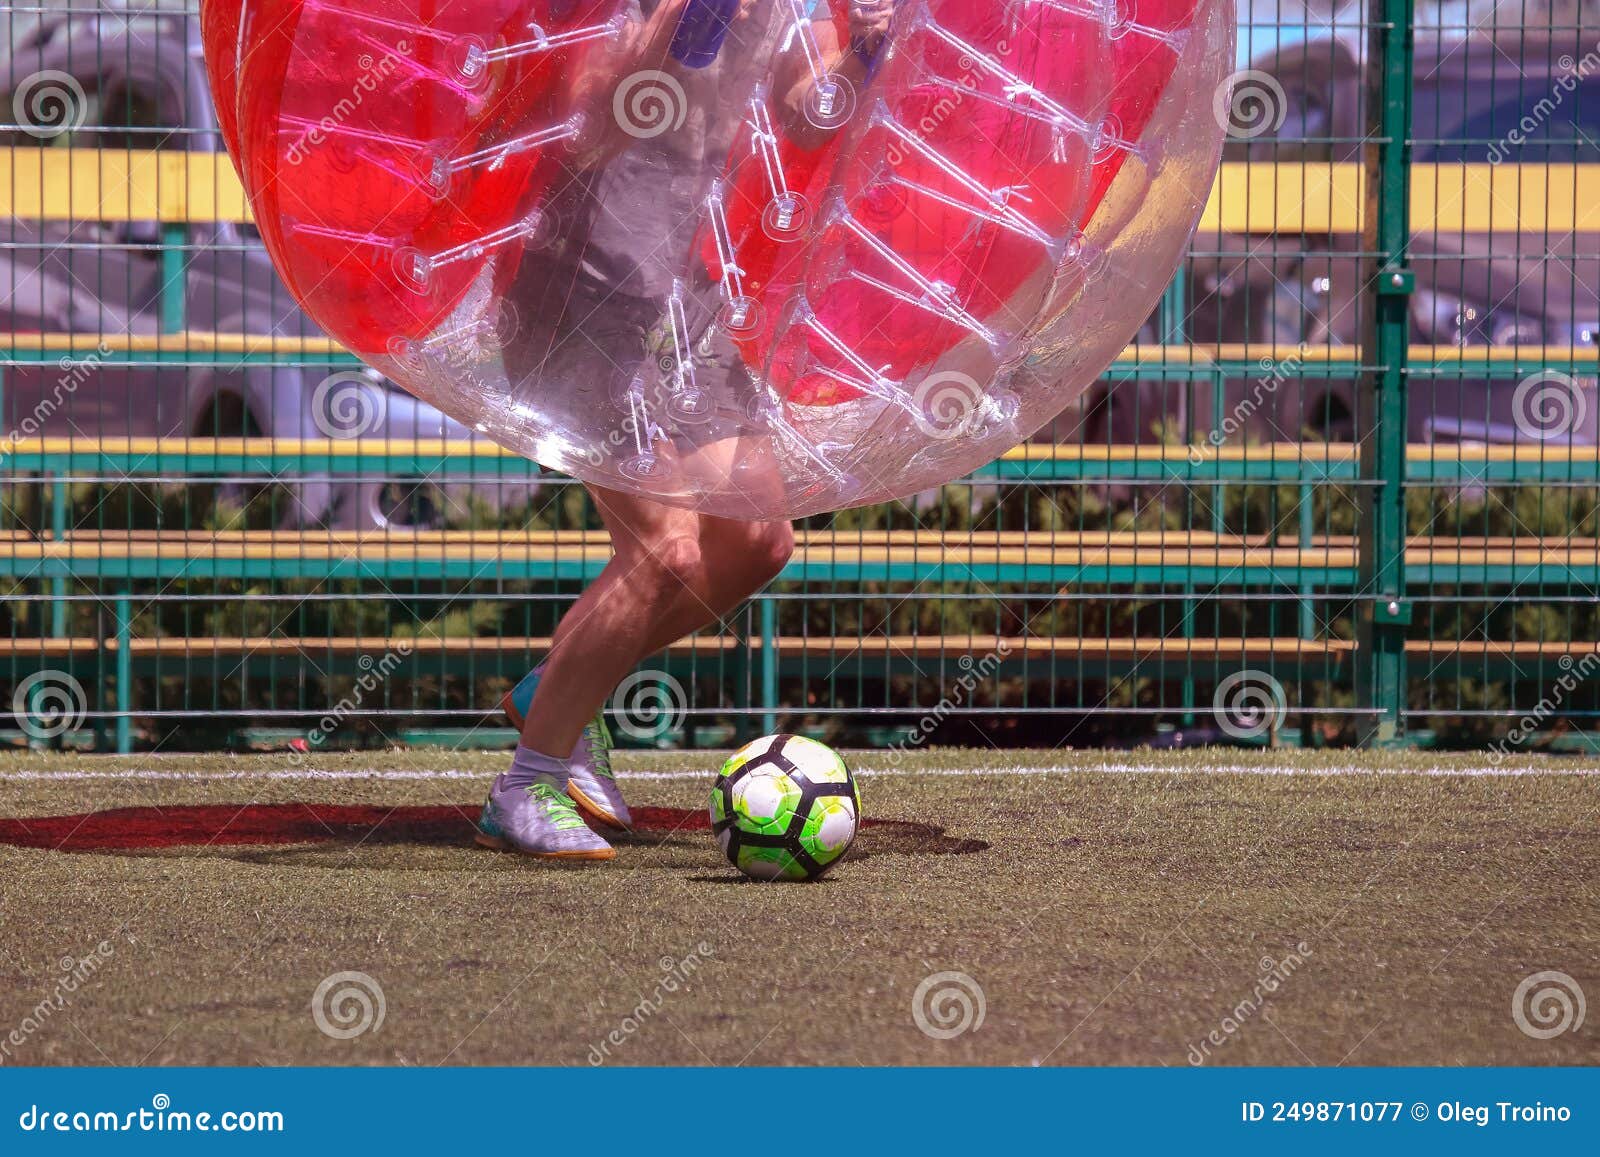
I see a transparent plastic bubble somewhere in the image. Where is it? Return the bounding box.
[204,0,1233,519]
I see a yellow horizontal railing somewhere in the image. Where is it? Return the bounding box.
[1197,161,1600,234]
[1110,342,1600,365]
[4,436,1597,470]
[3,332,1597,367]
[0,332,349,354]
[4,150,1600,233]
[7,529,1597,572]
[0,149,249,224]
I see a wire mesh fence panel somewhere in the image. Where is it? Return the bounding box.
[0,1,1594,752]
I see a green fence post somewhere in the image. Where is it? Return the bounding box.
[49,478,67,637]
[1159,273,1186,347]
[1356,0,1415,746]
[1162,277,1199,726]
[759,597,778,735]
[1297,481,1315,641]
[729,608,751,746]
[160,224,187,334]
[115,595,133,754]
[146,227,180,754]
[1210,368,1227,539]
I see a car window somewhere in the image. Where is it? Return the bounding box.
[1422,84,1600,162]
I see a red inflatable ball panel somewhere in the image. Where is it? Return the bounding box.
[224,0,609,353]
[701,0,1116,406]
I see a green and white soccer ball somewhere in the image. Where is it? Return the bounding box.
[710,734,860,881]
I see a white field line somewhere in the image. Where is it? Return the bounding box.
[0,762,1595,783]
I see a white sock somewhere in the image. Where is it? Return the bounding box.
[524,660,591,765]
[498,744,569,791]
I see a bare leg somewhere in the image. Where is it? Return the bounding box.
[521,484,793,757]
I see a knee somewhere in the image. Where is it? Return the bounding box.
[625,522,792,596]
[637,534,706,594]
[743,522,795,585]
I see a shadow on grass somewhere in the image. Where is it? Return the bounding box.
[0,803,988,867]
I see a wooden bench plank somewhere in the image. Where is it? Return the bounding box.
[753,636,1357,663]
[3,529,1595,586]
[6,438,1598,490]
[7,334,1598,368]
[113,636,739,659]
[78,528,1280,547]
[86,530,1600,551]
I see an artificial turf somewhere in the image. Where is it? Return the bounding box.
[0,748,1596,1066]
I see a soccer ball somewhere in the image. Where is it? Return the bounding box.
[710,735,860,881]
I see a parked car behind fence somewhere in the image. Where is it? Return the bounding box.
[1189,32,1598,450]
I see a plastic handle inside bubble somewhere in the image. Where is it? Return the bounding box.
[670,0,740,68]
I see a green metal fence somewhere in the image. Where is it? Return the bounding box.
[1,0,1597,753]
